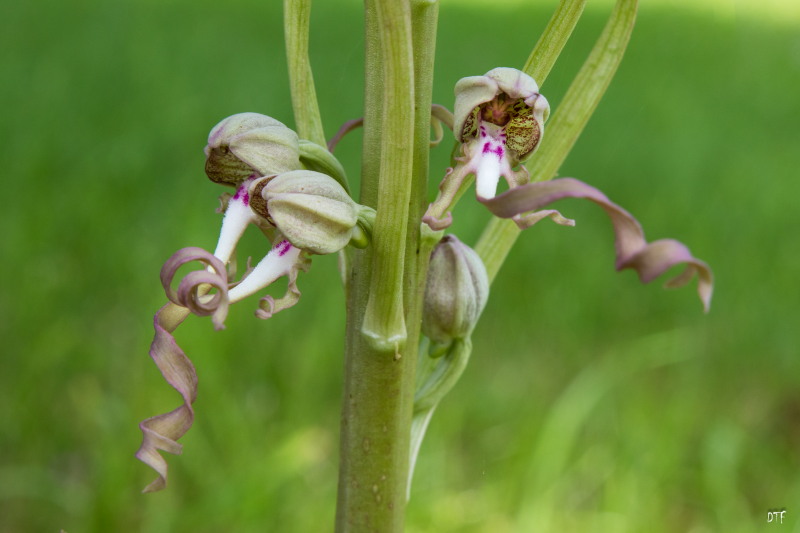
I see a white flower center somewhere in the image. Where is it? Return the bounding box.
[471,124,511,200]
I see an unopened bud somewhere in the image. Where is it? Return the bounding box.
[422,235,489,343]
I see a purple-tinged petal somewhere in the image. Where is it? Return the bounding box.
[618,238,713,312]
[137,247,233,491]
[160,247,229,330]
[136,303,196,493]
[481,177,714,311]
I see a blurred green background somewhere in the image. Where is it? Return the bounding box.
[1,0,799,531]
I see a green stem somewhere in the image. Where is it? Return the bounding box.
[475,0,638,282]
[403,0,440,390]
[360,0,416,350]
[401,0,441,501]
[407,0,439,284]
[284,0,326,146]
[335,0,421,530]
[522,0,587,83]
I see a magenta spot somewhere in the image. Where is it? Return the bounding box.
[482,142,505,158]
[276,240,292,256]
[232,185,250,207]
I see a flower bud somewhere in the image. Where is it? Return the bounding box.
[204,113,301,186]
[422,235,489,343]
[454,67,550,164]
[259,170,363,255]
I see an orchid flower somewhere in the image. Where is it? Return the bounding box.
[136,113,372,492]
[423,68,550,230]
[423,68,712,311]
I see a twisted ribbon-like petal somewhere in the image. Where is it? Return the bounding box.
[481,177,713,311]
[136,302,197,493]
[137,248,230,492]
[160,246,229,329]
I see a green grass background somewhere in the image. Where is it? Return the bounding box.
[1,0,799,531]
